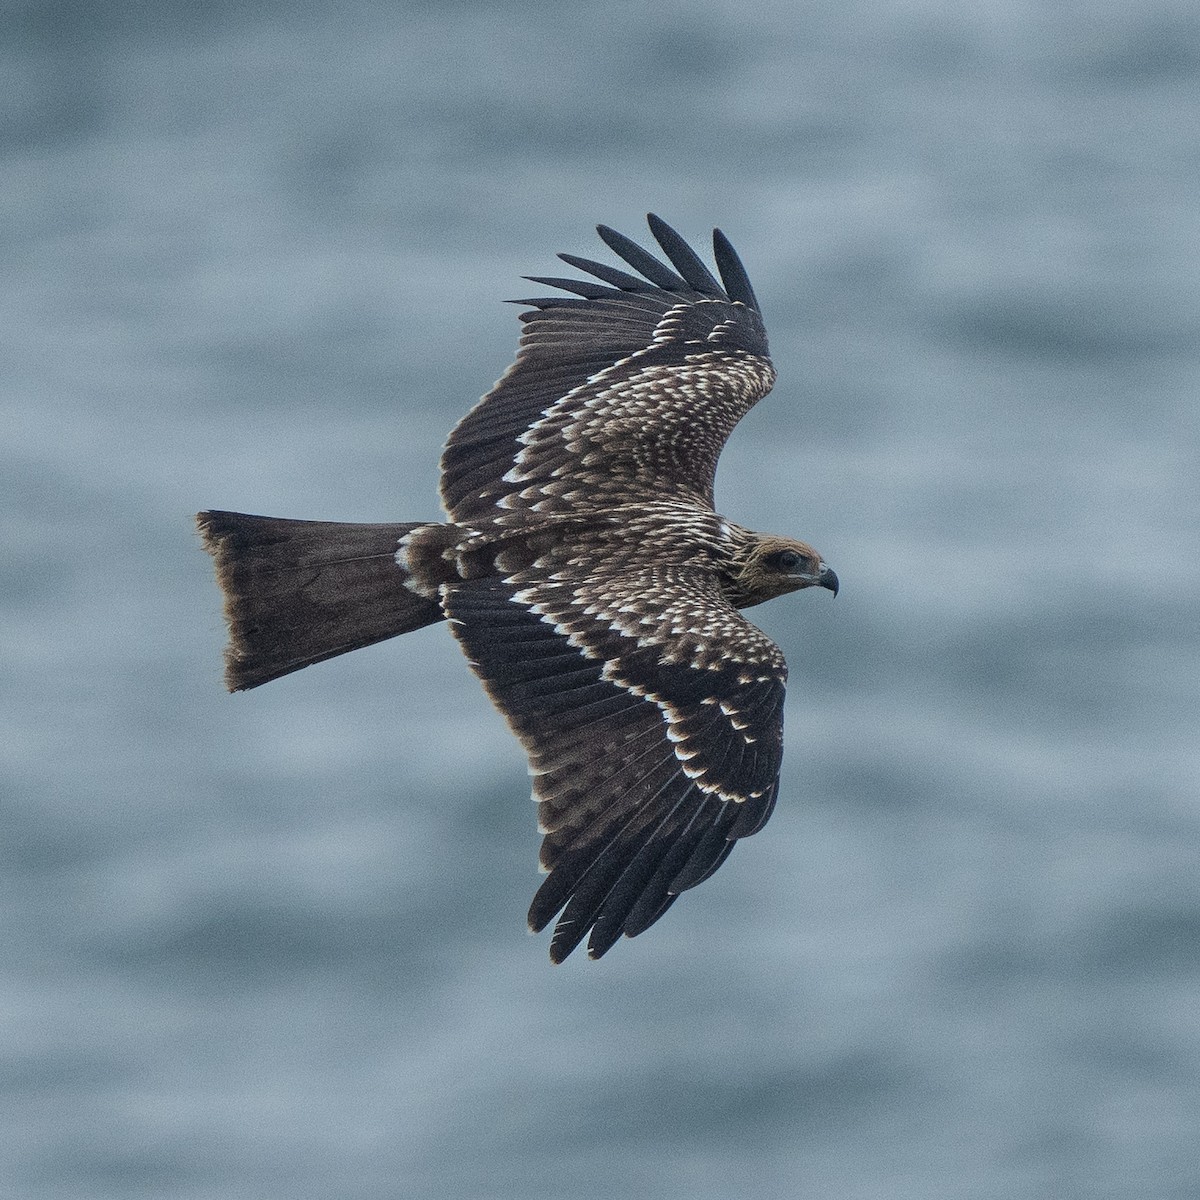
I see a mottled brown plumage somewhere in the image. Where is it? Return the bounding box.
[198,215,837,962]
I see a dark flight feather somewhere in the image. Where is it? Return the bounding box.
[713,228,760,310]
[521,275,623,301]
[556,252,657,292]
[596,222,692,292]
[646,212,726,295]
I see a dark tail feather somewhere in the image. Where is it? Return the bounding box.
[196,511,446,691]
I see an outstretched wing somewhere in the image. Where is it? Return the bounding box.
[444,561,787,963]
[440,214,775,523]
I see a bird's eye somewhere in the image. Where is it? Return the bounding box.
[771,549,806,572]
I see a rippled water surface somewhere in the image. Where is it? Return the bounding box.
[4,2,1199,1196]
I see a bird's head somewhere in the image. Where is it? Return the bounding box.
[727,533,838,609]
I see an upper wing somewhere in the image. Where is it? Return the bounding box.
[444,562,787,963]
[440,214,776,522]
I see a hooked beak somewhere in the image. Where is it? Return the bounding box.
[816,563,839,596]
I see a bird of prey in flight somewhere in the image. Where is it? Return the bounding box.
[198,214,837,963]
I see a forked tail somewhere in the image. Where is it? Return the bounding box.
[196,511,445,691]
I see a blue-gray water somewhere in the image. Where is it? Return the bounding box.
[4,2,1198,1196]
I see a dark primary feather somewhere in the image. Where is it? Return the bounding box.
[596,222,692,291]
[712,228,761,311]
[555,252,654,292]
[521,275,620,301]
[646,212,725,295]
[439,215,774,522]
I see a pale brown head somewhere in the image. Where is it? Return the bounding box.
[723,531,838,609]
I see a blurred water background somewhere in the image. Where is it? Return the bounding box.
[4,1,1199,1196]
